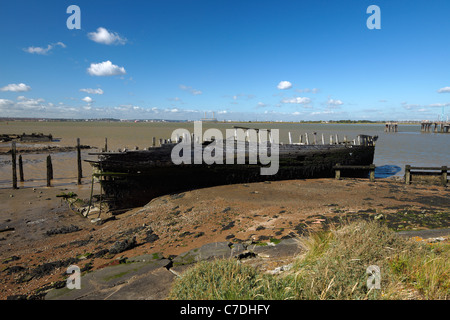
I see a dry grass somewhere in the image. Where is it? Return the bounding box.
[168,220,449,300]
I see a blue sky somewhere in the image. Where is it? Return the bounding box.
[1,0,450,121]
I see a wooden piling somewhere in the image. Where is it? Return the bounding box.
[11,141,17,189]
[152,137,156,147]
[442,166,448,186]
[47,155,52,187]
[369,164,375,182]
[335,163,341,180]
[305,133,309,145]
[19,155,24,182]
[405,165,411,184]
[104,138,108,152]
[77,138,82,185]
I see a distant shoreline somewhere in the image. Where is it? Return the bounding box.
[0,118,423,125]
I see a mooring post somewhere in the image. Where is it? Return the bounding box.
[405,165,411,184]
[369,164,375,182]
[335,163,341,180]
[11,141,17,189]
[305,133,309,145]
[313,132,317,145]
[335,134,339,144]
[442,166,448,186]
[77,138,82,185]
[152,137,156,147]
[47,155,52,187]
[321,133,325,145]
[19,155,24,182]
[288,132,292,144]
[159,138,163,146]
[104,138,108,152]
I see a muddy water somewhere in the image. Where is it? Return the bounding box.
[0,121,449,188]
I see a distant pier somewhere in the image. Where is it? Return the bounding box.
[385,122,398,132]
[421,121,450,133]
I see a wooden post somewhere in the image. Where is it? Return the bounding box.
[405,165,411,184]
[11,141,17,189]
[369,164,375,182]
[104,138,108,152]
[77,138,82,185]
[442,166,448,186]
[19,155,24,182]
[305,133,309,145]
[47,155,52,187]
[313,132,317,145]
[288,132,292,144]
[152,137,156,147]
[335,163,341,180]
[335,134,339,144]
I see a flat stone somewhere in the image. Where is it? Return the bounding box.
[101,267,176,300]
[248,238,302,258]
[172,242,231,266]
[45,258,171,300]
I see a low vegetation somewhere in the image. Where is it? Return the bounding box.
[168,221,449,300]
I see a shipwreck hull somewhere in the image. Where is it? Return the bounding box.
[90,141,375,209]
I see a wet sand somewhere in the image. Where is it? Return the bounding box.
[0,176,448,299]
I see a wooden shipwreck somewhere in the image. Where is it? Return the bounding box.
[88,130,376,209]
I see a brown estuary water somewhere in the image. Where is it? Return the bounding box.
[0,121,449,189]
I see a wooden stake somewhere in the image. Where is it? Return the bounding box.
[405,165,411,184]
[77,138,82,185]
[11,141,17,189]
[442,166,448,187]
[47,155,52,187]
[19,155,24,182]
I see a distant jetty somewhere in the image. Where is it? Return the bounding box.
[420,121,450,133]
[200,112,218,122]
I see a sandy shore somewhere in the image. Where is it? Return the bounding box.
[0,176,449,299]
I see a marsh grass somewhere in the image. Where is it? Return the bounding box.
[168,220,449,300]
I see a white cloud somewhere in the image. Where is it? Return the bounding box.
[179,84,202,95]
[437,87,450,93]
[277,81,292,90]
[80,88,104,95]
[88,27,127,45]
[23,42,66,55]
[327,98,344,107]
[281,97,311,104]
[0,83,31,92]
[87,61,126,76]
[296,88,320,94]
[257,102,267,108]
[82,96,93,104]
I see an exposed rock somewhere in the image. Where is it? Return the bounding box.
[109,237,137,255]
